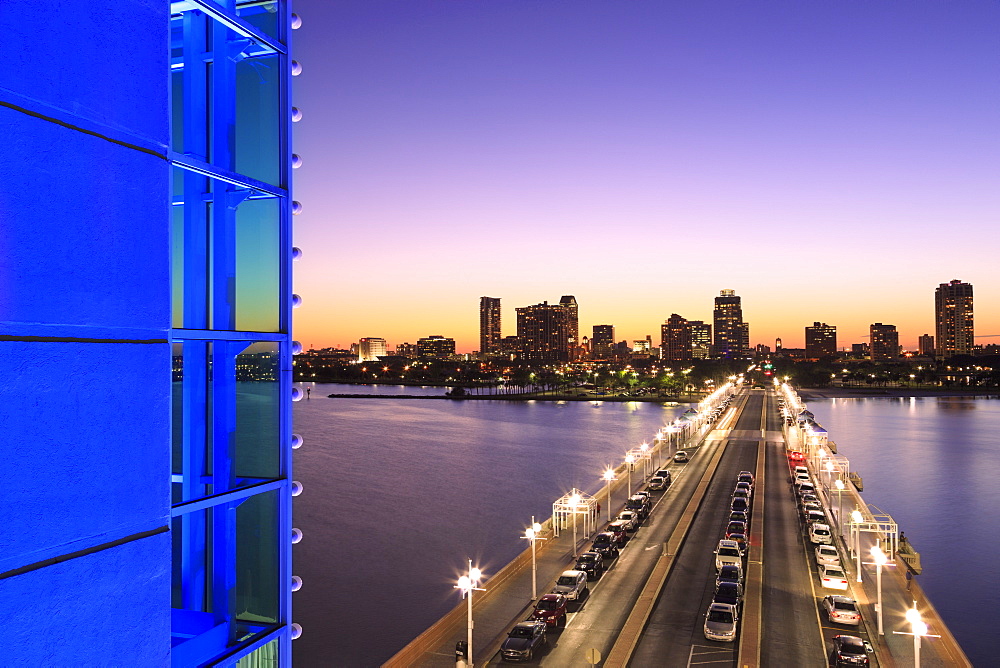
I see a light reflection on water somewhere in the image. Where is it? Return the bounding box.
[810,396,1000,667]
[292,384,688,666]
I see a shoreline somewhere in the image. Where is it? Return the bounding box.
[797,387,998,400]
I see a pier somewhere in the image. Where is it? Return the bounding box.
[383,384,970,667]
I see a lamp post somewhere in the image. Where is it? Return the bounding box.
[640,442,650,476]
[624,454,635,497]
[570,492,581,557]
[602,468,616,521]
[522,518,544,601]
[455,560,484,667]
[834,479,845,528]
[870,545,888,635]
[851,510,864,582]
[906,606,926,667]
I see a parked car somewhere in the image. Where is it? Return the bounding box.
[648,476,667,491]
[796,482,817,497]
[725,521,747,539]
[704,602,738,642]
[531,594,568,628]
[737,471,755,485]
[788,450,805,462]
[606,521,629,546]
[551,570,588,600]
[655,469,673,484]
[714,539,743,570]
[822,595,861,626]
[830,634,870,666]
[732,489,750,504]
[804,510,827,526]
[575,552,604,579]
[809,522,833,545]
[728,533,748,554]
[815,544,841,567]
[799,493,820,506]
[730,497,749,514]
[793,465,809,476]
[716,563,743,587]
[734,481,752,496]
[625,495,650,519]
[500,620,547,662]
[591,532,619,559]
[729,510,749,524]
[820,563,849,590]
[617,510,640,532]
[800,501,823,519]
[713,581,743,606]
[674,450,689,463]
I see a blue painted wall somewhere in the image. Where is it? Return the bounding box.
[0,1,172,664]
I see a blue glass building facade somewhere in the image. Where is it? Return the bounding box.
[1,1,295,664]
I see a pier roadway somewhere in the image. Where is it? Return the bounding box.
[629,390,767,666]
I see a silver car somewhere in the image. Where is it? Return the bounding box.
[815,544,841,567]
[704,602,738,641]
[617,510,640,532]
[822,595,861,625]
[551,570,588,601]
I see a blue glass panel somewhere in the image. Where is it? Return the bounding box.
[236,489,279,623]
[235,52,281,186]
[236,1,281,43]
[235,342,280,479]
[236,197,280,332]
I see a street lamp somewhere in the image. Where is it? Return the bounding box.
[851,510,864,582]
[640,442,650,475]
[570,493,582,557]
[522,518,545,601]
[834,479,845,528]
[624,453,635,497]
[870,545,888,635]
[895,605,938,667]
[455,560,484,667]
[824,459,835,494]
[602,468,616,521]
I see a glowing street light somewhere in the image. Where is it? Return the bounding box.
[834,479,845,528]
[522,518,545,601]
[455,560,485,667]
[851,510,864,582]
[570,492,582,557]
[602,468,616,521]
[640,442,650,474]
[870,546,888,635]
[894,604,939,667]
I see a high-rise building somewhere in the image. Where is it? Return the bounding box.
[661,314,693,361]
[417,335,457,358]
[359,337,389,361]
[870,323,899,361]
[935,279,974,359]
[516,302,570,361]
[690,321,712,359]
[918,334,935,357]
[559,295,579,359]
[805,322,837,359]
[592,325,616,359]
[713,290,749,359]
[1,3,295,664]
[480,297,502,355]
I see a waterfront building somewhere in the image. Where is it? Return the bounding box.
[396,342,418,358]
[417,335,457,359]
[713,290,749,359]
[805,322,837,359]
[479,296,502,355]
[559,296,580,360]
[515,301,572,362]
[851,342,870,359]
[591,325,616,359]
[935,279,974,359]
[870,323,900,361]
[661,314,693,361]
[359,337,389,361]
[0,2,296,664]
[918,334,935,357]
[690,321,712,359]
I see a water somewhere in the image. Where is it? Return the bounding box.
[292,384,688,666]
[292,386,999,667]
[806,395,1000,667]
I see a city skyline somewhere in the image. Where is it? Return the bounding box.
[290,1,999,352]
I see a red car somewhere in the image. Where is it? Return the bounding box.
[531,593,568,628]
[606,521,629,546]
[788,450,805,462]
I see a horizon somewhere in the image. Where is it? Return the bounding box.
[290,1,999,353]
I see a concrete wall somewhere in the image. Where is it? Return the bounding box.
[0,1,171,664]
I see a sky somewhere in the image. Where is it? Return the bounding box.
[290,0,999,353]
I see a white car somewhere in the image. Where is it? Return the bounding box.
[648,476,667,491]
[674,450,689,463]
[714,540,743,570]
[618,510,640,532]
[822,595,861,625]
[551,570,588,600]
[820,563,849,590]
[815,544,841,567]
[809,522,833,545]
[704,602,738,642]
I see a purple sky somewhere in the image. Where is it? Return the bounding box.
[291,1,999,352]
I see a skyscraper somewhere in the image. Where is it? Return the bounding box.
[935,279,974,359]
[690,321,712,359]
[661,314,693,361]
[1,3,295,664]
[713,290,749,359]
[592,325,616,359]
[516,301,570,361]
[870,323,899,361]
[918,334,935,357]
[480,296,502,355]
[359,337,389,361]
[805,322,837,359]
[417,335,457,358]
[559,295,579,359]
